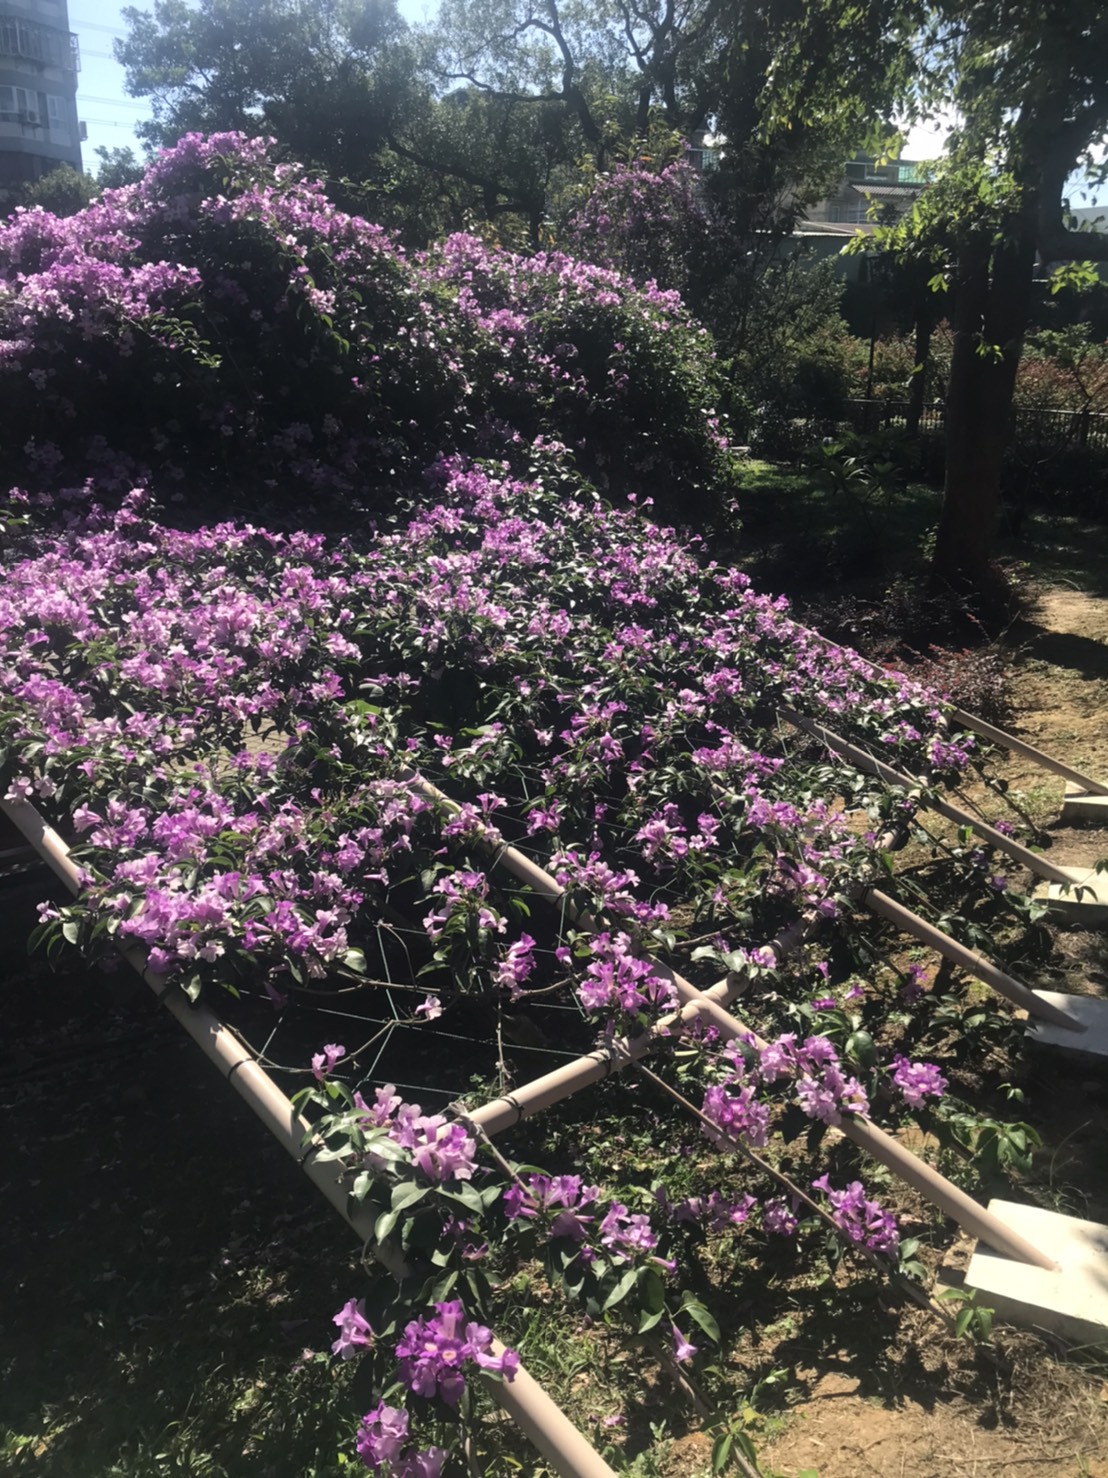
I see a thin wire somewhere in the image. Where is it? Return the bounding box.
[631,1060,955,1331]
[72,16,127,33]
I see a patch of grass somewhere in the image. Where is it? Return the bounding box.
[734,457,939,597]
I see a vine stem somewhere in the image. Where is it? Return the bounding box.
[629,1061,958,1334]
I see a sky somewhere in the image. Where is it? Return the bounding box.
[71,4,153,166]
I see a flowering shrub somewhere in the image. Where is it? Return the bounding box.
[0,133,1045,1474]
[0,461,965,1004]
[0,134,735,519]
[424,233,733,512]
[565,159,714,300]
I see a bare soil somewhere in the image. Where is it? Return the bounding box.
[756,572,1108,1478]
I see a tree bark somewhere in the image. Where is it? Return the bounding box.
[931,202,1038,595]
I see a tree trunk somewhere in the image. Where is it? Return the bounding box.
[931,204,1038,595]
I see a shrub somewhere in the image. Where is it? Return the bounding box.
[565,158,714,300]
[424,232,736,515]
[0,134,735,523]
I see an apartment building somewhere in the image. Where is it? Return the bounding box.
[0,0,82,185]
[804,154,926,228]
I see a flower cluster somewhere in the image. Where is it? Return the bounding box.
[811,1175,899,1257]
[0,135,735,519]
[356,1404,447,1477]
[576,931,678,1019]
[354,1085,479,1185]
[395,1299,519,1405]
[702,1033,871,1145]
[566,158,714,301]
[890,1055,949,1110]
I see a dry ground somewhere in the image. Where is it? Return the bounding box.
[754,572,1108,1478]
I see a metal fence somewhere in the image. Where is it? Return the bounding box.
[841,398,1108,452]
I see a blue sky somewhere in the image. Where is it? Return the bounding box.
[72,4,153,165]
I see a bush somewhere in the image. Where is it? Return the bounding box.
[424,232,736,515]
[565,158,714,301]
[0,134,735,523]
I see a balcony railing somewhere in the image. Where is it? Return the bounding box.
[0,17,79,72]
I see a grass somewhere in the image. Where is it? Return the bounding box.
[734,456,940,596]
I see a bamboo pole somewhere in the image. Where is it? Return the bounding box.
[949,708,1108,797]
[785,711,1076,886]
[400,784,1058,1270]
[862,887,1085,1033]
[0,797,617,1478]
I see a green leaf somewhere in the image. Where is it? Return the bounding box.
[601,1265,639,1313]
[846,1029,877,1068]
[640,1268,666,1316]
[680,1296,720,1343]
[954,1306,974,1339]
[391,1181,430,1213]
[711,1431,733,1473]
[62,920,80,945]
[375,1208,399,1244]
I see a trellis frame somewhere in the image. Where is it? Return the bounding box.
[7,695,1108,1466]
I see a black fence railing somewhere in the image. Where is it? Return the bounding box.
[841,398,1108,451]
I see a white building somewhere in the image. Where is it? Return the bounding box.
[0,0,82,186]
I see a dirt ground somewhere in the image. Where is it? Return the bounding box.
[755,572,1108,1478]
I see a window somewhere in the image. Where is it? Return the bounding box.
[46,93,63,122]
[0,84,41,121]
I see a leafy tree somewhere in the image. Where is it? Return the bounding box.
[116,0,412,177]
[20,164,95,216]
[93,146,147,190]
[901,1,1108,593]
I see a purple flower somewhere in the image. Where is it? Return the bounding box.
[415,994,442,1020]
[395,1300,518,1407]
[311,1042,345,1081]
[671,1325,698,1364]
[331,1297,373,1360]
[890,1055,948,1109]
[812,1174,899,1256]
[701,1082,770,1149]
[763,1198,799,1237]
[407,1118,478,1183]
[355,1402,409,1470]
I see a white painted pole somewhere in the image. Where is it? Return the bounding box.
[0,797,617,1478]
[785,711,1076,886]
[397,785,1058,1270]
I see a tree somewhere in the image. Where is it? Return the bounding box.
[16,164,96,216]
[117,0,412,178]
[93,146,146,190]
[912,2,1108,594]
